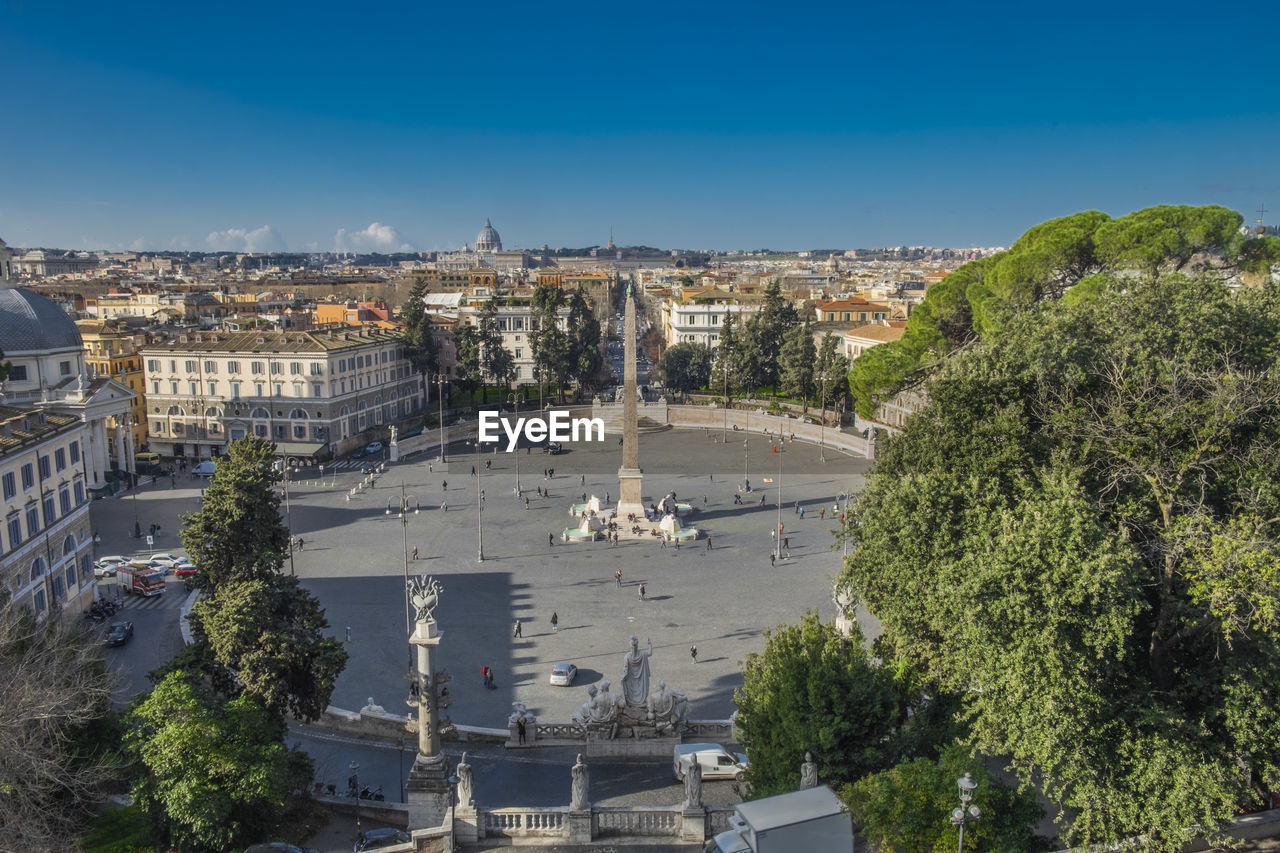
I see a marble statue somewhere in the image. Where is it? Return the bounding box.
[800,751,819,789]
[572,686,600,726]
[456,752,474,807]
[572,683,621,737]
[570,754,589,810]
[647,680,689,735]
[683,752,703,809]
[621,636,653,707]
[408,575,443,623]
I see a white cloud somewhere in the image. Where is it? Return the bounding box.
[206,225,287,252]
[333,222,414,253]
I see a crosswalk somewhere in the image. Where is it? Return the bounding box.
[112,586,186,610]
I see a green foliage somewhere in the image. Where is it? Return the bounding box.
[734,612,897,798]
[837,272,1280,849]
[179,437,287,593]
[189,576,347,722]
[743,280,800,390]
[477,297,515,389]
[567,289,604,394]
[846,745,1047,853]
[399,278,440,377]
[126,671,313,853]
[658,342,714,400]
[79,805,159,853]
[452,324,483,394]
[530,283,572,395]
[816,333,850,411]
[0,345,10,383]
[778,322,817,406]
[847,204,1267,414]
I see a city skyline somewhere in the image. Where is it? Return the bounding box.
[2,0,1277,252]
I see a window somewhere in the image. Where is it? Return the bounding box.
[310,363,324,376]
[515,348,522,359]
[66,565,77,590]
[7,514,21,547]
[81,553,92,580]
[292,383,303,397]
[21,463,33,490]
[270,362,283,375]
[228,361,241,374]
[208,382,217,395]
[185,360,197,372]
[59,487,71,515]
[26,504,40,536]
[313,383,322,397]
[290,362,302,375]
[230,382,241,399]
[55,448,66,471]
[1,473,13,500]
[293,424,306,439]
[43,494,56,524]
[51,576,64,601]
[189,381,198,396]
[33,589,45,615]
[204,361,217,373]
[38,455,50,480]
[70,441,79,464]
[59,360,72,376]
[273,383,282,396]
[251,361,264,375]
[169,381,178,395]
[74,480,84,505]
[254,424,267,437]
[10,365,27,381]
[255,382,265,397]
[147,358,160,372]
[152,380,160,394]
[169,360,177,373]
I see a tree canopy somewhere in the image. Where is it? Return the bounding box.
[399,278,440,380]
[658,341,714,401]
[847,205,1276,417]
[837,271,1280,849]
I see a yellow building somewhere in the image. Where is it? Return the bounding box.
[77,321,149,461]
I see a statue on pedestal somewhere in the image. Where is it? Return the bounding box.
[800,751,819,789]
[456,752,474,807]
[620,636,653,707]
[570,754,589,810]
[408,575,442,623]
[683,753,703,809]
[647,680,689,736]
[572,684,621,738]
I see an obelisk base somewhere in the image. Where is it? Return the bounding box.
[406,752,452,829]
[616,466,645,521]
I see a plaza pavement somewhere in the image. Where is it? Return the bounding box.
[91,426,872,729]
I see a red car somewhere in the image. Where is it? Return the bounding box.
[173,564,198,578]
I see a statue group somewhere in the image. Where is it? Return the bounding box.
[571,635,690,739]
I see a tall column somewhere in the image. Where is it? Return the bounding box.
[113,418,126,474]
[616,282,645,519]
[407,617,451,829]
[91,419,109,487]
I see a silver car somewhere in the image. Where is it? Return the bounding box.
[549,662,578,686]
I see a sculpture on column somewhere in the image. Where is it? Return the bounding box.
[800,751,819,789]
[620,635,653,707]
[683,753,703,809]
[456,752,474,807]
[570,754,590,810]
[647,680,689,736]
[408,576,443,623]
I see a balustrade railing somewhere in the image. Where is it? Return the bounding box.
[594,807,680,837]
[481,807,566,837]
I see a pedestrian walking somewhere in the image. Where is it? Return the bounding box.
[549,532,555,547]
[485,459,491,470]
[690,644,698,663]
[771,529,776,541]
[582,492,588,503]
[605,491,610,504]
[709,473,713,482]
[820,507,826,520]
[551,611,559,632]
[517,715,527,744]
[703,495,708,506]
[296,537,304,550]
[769,552,776,567]
[638,583,646,601]
[660,533,667,549]
[581,474,586,485]
[799,507,805,518]
[783,536,789,549]
[442,480,448,490]
[615,569,622,588]
[412,546,419,560]
[706,536,712,551]
[169,475,175,489]
[760,493,766,506]
[524,497,530,510]
[471,466,476,476]
[794,500,800,514]
[513,619,522,638]
[442,501,448,512]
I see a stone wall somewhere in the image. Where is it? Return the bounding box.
[666,405,871,457]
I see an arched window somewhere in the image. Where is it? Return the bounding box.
[204,406,223,418]
[288,408,308,420]
[251,407,270,419]
[167,405,185,417]
[62,534,77,554]
[30,556,46,581]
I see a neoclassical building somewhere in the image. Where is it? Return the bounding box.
[475,219,502,253]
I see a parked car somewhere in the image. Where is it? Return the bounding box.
[365,441,384,454]
[105,621,134,647]
[673,743,749,782]
[353,827,412,851]
[351,447,369,459]
[148,553,190,572]
[549,662,578,686]
[173,563,198,579]
[192,460,218,477]
[245,843,319,853]
[94,556,125,578]
[544,442,562,455]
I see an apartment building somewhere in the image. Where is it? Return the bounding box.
[456,299,572,386]
[77,321,149,457]
[660,292,761,349]
[139,327,424,461]
[0,405,96,619]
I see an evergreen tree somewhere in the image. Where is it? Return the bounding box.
[399,278,439,379]
[452,324,483,397]
[567,289,603,398]
[658,342,714,401]
[744,280,800,392]
[778,321,816,408]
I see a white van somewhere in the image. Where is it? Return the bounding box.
[673,743,749,782]
[192,460,218,477]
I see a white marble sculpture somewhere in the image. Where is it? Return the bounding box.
[620,636,653,707]
[800,751,819,789]
[456,752,474,807]
[570,754,589,810]
[647,680,689,735]
[683,752,703,809]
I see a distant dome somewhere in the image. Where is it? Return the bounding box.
[475,219,502,253]
[0,286,83,353]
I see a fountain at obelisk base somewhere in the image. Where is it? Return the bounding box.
[405,576,452,828]
[616,282,647,521]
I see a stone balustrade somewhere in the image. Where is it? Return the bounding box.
[480,806,566,837]
[594,806,680,837]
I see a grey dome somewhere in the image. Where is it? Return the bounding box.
[475,219,502,252]
[0,286,83,353]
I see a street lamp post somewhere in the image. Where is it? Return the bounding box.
[434,373,449,462]
[473,439,485,562]
[282,456,299,575]
[775,444,783,561]
[818,370,828,463]
[386,486,420,640]
[951,772,981,853]
[506,393,522,495]
[742,440,749,492]
[396,738,406,803]
[349,760,362,841]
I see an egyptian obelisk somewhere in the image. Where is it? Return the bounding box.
[616,282,645,519]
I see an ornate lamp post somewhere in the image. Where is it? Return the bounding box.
[349,759,362,841]
[506,392,521,495]
[433,373,450,462]
[818,369,829,463]
[472,439,484,562]
[774,443,783,561]
[742,439,749,492]
[282,456,300,575]
[386,485,420,639]
[951,772,981,853]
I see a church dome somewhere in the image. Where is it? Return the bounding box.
[0,285,83,353]
[475,219,502,253]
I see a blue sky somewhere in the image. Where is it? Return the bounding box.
[2,0,1276,252]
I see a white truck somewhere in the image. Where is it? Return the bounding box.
[704,785,853,853]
